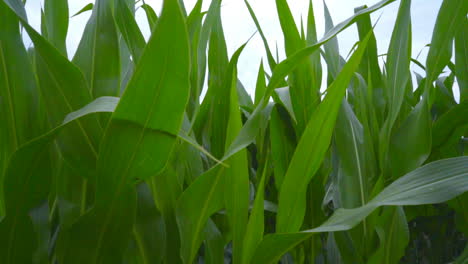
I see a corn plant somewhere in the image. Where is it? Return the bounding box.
[0,0,467,263]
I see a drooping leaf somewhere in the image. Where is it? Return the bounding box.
[141,4,158,31]
[251,156,468,263]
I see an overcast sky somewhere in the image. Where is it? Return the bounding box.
[25,0,455,98]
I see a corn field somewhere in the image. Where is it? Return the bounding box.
[0,0,467,263]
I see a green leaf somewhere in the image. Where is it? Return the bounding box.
[455,17,468,102]
[354,5,382,92]
[4,2,103,178]
[132,183,166,264]
[224,67,250,264]
[72,3,93,18]
[425,0,468,84]
[276,0,319,134]
[432,101,468,149]
[0,96,117,264]
[194,0,229,159]
[388,97,431,179]
[367,207,409,264]
[225,0,397,161]
[73,0,121,98]
[306,0,322,91]
[141,4,158,31]
[334,100,369,208]
[379,0,412,174]
[251,156,468,263]
[43,0,68,55]
[177,165,226,264]
[115,0,145,63]
[244,0,277,70]
[177,43,247,264]
[204,219,225,264]
[276,30,372,233]
[241,163,267,264]
[270,104,296,190]
[186,0,204,118]
[57,1,190,262]
[323,1,341,79]
[0,1,43,169]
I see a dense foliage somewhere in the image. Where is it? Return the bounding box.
[0,0,467,263]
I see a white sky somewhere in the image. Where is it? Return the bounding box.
[24,0,458,99]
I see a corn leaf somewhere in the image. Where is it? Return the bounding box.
[455,17,468,102]
[43,0,68,55]
[425,0,468,84]
[73,0,120,98]
[252,156,468,263]
[276,30,372,233]
[56,1,190,262]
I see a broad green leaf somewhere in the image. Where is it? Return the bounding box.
[276,31,372,233]
[4,3,103,178]
[455,17,468,102]
[194,0,229,159]
[306,0,322,91]
[251,156,468,263]
[195,0,219,97]
[335,100,369,208]
[204,219,225,264]
[73,0,121,98]
[388,97,431,179]
[141,4,158,31]
[0,96,117,264]
[241,164,267,264]
[115,0,145,63]
[0,137,52,264]
[270,104,296,190]
[225,0,396,161]
[224,67,250,264]
[43,0,68,55]
[186,0,204,118]
[56,1,190,262]
[0,1,43,171]
[379,0,412,174]
[323,2,341,79]
[432,101,468,149]
[276,0,319,134]
[367,207,409,264]
[177,43,247,264]
[354,5,382,88]
[425,0,468,84]
[132,183,166,264]
[177,165,226,264]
